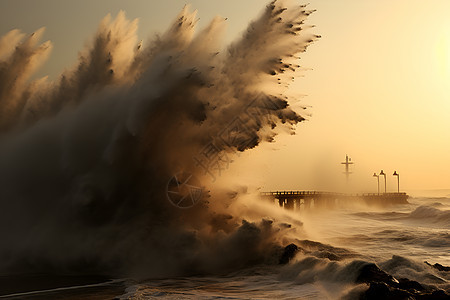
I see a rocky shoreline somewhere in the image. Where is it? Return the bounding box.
[279,243,449,300]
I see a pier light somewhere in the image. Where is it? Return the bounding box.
[379,170,387,193]
[373,173,380,195]
[393,171,400,193]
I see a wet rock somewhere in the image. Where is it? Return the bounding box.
[360,282,413,300]
[397,277,425,292]
[356,263,398,286]
[416,289,450,300]
[360,283,450,300]
[361,282,390,299]
[279,243,299,264]
[357,267,450,300]
[353,261,450,300]
[425,261,450,272]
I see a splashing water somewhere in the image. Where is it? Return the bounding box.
[0,1,318,277]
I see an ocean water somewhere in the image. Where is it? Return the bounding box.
[0,196,448,299]
[116,195,450,299]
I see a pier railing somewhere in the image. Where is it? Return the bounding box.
[260,191,409,209]
[261,191,407,197]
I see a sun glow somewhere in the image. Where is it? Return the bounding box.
[436,30,450,80]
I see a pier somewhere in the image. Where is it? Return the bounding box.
[263,155,410,210]
[261,191,409,210]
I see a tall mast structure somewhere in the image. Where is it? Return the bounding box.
[341,155,353,184]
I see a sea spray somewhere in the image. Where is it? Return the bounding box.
[0,0,318,277]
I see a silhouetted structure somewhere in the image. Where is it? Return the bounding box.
[393,171,400,193]
[379,170,387,193]
[261,191,409,210]
[341,155,353,184]
[373,173,380,195]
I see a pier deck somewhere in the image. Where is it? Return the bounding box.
[261,191,409,209]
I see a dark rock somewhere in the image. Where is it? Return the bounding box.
[356,263,399,287]
[416,289,450,300]
[361,282,390,299]
[425,261,450,272]
[360,282,413,300]
[361,283,450,300]
[279,243,299,264]
[430,290,450,299]
[358,274,450,300]
[386,289,414,300]
[433,263,450,272]
[397,277,425,292]
[356,262,449,300]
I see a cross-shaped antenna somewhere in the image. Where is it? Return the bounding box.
[341,155,354,184]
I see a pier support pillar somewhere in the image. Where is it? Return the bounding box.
[278,198,284,207]
[285,199,294,210]
[303,198,310,210]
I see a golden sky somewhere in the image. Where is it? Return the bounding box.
[1,0,449,192]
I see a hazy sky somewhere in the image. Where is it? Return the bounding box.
[1,0,449,192]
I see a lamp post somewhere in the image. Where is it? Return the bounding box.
[373,173,380,195]
[379,170,386,193]
[393,171,399,193]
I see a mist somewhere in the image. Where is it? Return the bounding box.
[0,1,318,277]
